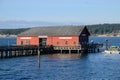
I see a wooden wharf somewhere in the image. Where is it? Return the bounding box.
[0,45,53,58]
[53,43,103,54]
[0,43,103,58]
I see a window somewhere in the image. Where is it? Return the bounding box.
[26,40,30,45]
[21,40,23,45]
[73,41,76,46]
[56,42,59,46]
[65,41,68,46]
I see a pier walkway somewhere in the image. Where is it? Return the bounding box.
[54,43,103,53]
[0,43,103,58]
[0,45,53,58]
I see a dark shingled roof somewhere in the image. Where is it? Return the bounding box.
[18,26,86,36]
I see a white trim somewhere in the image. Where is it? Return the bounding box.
[38,36,48,38]
[20,37,32,39]
[59,37,72,39]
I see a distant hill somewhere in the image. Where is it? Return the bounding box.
[0,23,120,36]
[0,28,30,35]
[87,24,120,36]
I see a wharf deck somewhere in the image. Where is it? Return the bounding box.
[0,45,53,58]
[0,43,103,58]
[54,43,103,53]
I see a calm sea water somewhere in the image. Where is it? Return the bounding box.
[0,37,120,80]
[0,38,16,46]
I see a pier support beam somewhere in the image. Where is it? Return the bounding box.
[69,49,71,54]
[78,50,79,54]
[60,49,62,54]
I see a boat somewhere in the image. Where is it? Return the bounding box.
[104,46,120,54]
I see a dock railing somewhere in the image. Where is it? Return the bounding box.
[53,43,103,50]
[53,45,81,50]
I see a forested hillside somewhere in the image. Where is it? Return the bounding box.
[87,24,120,36]
[0,28,30,35]
[0,24,120,36]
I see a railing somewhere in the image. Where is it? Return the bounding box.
[53,46,81,50]
[0,45,38,51]
[86,43,103,48]
[0,45,54,50]
[0,43,103,51]
[53,43,103,50]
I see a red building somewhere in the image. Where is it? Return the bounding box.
[17,26,90,47]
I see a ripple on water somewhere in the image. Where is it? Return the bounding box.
[0,53,120,80]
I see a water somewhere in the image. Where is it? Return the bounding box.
[0,37,120,80]
[0,38,16,46]
[90,36,120,46]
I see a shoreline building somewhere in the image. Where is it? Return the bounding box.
[17,26,90,47]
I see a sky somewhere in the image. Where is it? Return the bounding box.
[0,0,120,25]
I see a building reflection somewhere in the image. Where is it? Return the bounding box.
[47,54,82,60]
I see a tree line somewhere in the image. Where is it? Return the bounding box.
[0,24,120,35]
[87,24,120,35]
[0,28,30,35]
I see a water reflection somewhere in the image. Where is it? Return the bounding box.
[1,53,120,80]
[103,52,120,58]
[47,53,88,60]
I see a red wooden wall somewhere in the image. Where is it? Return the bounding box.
[17,36,39,45]
[17,36,80,46]
[17,27,90,46]
[47,36,79,46]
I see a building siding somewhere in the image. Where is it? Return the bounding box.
[17,36,39,45]
[47,36,79,46]
[17,26,90,46]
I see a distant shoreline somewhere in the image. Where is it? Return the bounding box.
[0,34,16,38]
[93,34,120,37]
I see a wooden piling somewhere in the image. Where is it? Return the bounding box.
[38,46,40,68]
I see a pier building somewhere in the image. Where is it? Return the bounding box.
[17,26,90,47]
[0,26,103,58]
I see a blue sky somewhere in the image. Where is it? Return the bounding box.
[0,0,120,24]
